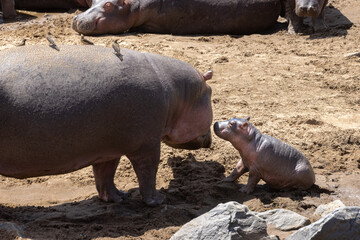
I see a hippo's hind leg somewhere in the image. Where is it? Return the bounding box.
[127,142,164,207]
[223,158,248,182]
[93,159,128,202]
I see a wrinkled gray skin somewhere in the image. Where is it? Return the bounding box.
[0,0,90,19]
[214,117,315,194]
[0,45,213,206]
[72,0,282,35]
[285,0,328,34]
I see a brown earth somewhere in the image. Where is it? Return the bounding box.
[0,0,359,239]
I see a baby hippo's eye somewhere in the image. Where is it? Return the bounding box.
[228,121,236,128]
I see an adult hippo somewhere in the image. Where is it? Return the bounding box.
[0,0,90,19]
[285,0,328,33]
[0,45,213,206]
[72,0,283,35]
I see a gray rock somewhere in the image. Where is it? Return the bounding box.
[256,209,311,231]
[170,201,269,240]
[313,200,346,218]
[0,222,24,238]
[286,207,360,240]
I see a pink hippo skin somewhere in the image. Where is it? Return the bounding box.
[285,0,328,33]
[0,0,90,19]
[72,0,283,35]
[0,45,213,206]
[214,117,315,194]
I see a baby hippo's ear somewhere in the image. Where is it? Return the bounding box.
[245,116,251,121]
[202,70,213,81]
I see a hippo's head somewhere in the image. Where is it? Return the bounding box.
[162,71,213,150]
[295,0,326,18]
[72,0,136,35]
[213,117,254,143]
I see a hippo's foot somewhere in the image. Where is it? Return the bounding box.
[143,191,165,207]
[93,159,127,203]
[312,18,328,32]
[239,185,255,194]
[98,188,129,203]
[223,174,240,183]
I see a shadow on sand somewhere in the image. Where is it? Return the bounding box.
[0,153,333,239]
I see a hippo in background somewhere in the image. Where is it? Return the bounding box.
[0,45,213,206]
[214,117,315,194]
[0,0,90,19]
[285,0,328,33]
[72,0,283,35]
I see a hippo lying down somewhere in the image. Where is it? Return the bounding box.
[0,45,213,206]
[72,0,328,35]
[214,117,315,193]
[73,0,283,35]
[0,0,90,19]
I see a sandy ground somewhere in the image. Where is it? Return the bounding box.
[0,0,359,239]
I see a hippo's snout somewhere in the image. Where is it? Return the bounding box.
[164,130,212,150]
[213,122,220,135]
[213,121,229,138]
[295,4,320,17]
[72,14,97,35]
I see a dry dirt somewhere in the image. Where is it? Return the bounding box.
[0,0,359,239]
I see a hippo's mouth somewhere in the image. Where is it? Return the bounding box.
[162,131,212,150]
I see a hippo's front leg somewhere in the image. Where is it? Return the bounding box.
[127,143,165,207]
[285,0,305,34]
[240,170,261,194]
[1,0,16,19]
[223,158,248,182]
[312,10,327,32]
[93,159,129,202]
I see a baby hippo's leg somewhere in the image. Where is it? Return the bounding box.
[240,170,261,194]
[223,158,248,182]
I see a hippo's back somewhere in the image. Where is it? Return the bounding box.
[143,0,282,34]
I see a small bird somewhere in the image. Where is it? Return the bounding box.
[81,34,94,45]
[46,32,60,51]
[16,39,27,47]
[112,40,123,61]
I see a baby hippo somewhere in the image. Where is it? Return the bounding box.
[214,117,315,194]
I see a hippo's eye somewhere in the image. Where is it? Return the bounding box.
[103,2,114,12]
[228,121,235,128]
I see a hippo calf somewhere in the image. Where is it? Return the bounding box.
[0,45,213,206]
[285,0,328,33]
[0,0,90,19]
[72,0,282,35]
[214,117,315,194]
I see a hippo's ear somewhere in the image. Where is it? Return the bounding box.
[245,116,250,121]
[202,70,213,81]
